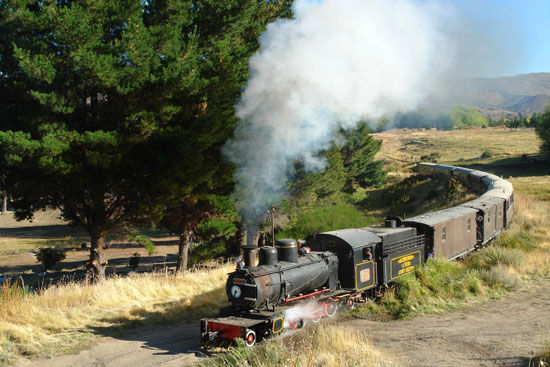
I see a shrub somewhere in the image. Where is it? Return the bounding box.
[368,258,486,318]
[129,252,140,270]
[277,203,374,240]
[126,233,155,255]
[494,231,537,253]
[465,246,525,271]
[480,150,493,158]
[446,176,464,197]
[35,247,66,271]
[420,152,441,162]
[479,266,520,291]
[188,239,227,267]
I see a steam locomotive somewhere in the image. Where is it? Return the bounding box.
[200,163,514,351]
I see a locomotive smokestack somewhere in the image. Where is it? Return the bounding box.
[242,245,258,267]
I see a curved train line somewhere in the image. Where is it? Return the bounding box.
[199,163,514,350]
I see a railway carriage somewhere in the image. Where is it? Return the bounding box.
[459,196,506,245]
[402,206,477,259]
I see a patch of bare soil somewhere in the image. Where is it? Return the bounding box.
[14,280,550,367]
[13,322,202,367]
[352,280,550,367]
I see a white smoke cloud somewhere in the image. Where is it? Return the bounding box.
[223,0,456,233]
[282,301,326,331]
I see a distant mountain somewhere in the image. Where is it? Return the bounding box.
[447,72,550,119]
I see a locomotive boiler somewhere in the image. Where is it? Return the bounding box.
[227,239,339,311]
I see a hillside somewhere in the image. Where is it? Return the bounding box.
[447,72,550,118]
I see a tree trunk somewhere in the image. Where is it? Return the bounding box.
[1,192,7,214]
[235,222,247,254]
[87,232,107,281]
[176,231,191,274]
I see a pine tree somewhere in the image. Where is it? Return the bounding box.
[535,106,550,157]
[0,0,292,280]
[341,122,386,190]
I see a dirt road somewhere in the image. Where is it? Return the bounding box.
[353,280,550,367]
[14,280,550,367]
[14,322,202,367]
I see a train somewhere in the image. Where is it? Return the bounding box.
[200,163,514,351]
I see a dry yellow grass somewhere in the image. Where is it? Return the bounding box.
[373,128,539,167]
[0,264,232,364]
[505,192,550,278]
[202,323,395,367]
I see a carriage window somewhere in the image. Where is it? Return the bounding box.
[499,206,502,217]
[467,218,471,232]
[363,247,373,260]
[487,212,491,223]
[442,227,446,242]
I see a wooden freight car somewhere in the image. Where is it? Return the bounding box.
[403,206,477,259]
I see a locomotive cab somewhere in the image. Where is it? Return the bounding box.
[305,229,379,291]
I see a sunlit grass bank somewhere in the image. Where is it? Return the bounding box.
[0,264,232,365]
[200,324,395,367]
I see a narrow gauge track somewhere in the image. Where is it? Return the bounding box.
[200,163,514,351]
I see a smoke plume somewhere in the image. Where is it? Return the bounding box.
[282,301,325,330]
[223,0,456,235]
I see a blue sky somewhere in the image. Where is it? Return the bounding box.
[304,0,550,77]
[455,0,550,76]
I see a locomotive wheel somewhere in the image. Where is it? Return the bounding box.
[289,318,306,330]
[310,315,321,323]
[346,299,355,310]
[325,302,339,317]
[245,329,256,347]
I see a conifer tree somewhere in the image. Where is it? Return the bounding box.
[341,122,386,190]
[0,0,291,280]
[535,106,550,157]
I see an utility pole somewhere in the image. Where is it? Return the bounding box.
[271,208,275,247]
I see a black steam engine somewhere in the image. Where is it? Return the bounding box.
[227,240,339,311]
[200,221,426,350]
[200,163,514,351]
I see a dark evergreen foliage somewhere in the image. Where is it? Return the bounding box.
[341,122,386,190]
[535,106,550,156]
[0,0,292,279]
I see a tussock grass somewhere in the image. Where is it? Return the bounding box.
[465,247,526,272]
[0,264,232,364]
[354,259,487,319]
[493,192,550,278]
[478,266,520,291]
[201,324,394,367]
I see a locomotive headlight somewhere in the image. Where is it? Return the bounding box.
[230,285,242,299]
